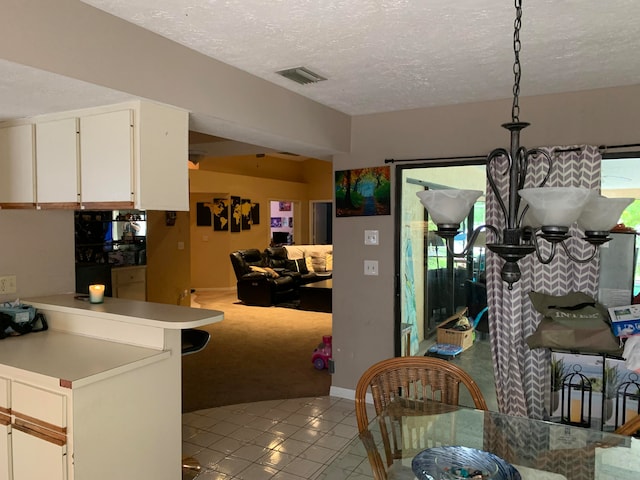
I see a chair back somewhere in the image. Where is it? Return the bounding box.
[355,357,488,479]
[355,356,488,432]
[614,413,640,436]
[229,249,265,280]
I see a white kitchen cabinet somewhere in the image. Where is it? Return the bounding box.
[111,265,146,301]
[11,427,66,480]
[0,377,10,480]
[0,100,189,211]
[0,123,35,207]
[35,117,80,207]
[80,109,134,207]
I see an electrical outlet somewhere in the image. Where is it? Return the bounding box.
[0,275,17,294]
[364,260,379,276]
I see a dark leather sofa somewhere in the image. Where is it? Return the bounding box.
[264,247,320,285]
[229,249,298,306]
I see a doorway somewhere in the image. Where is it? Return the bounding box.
[270,200,294,245]
[395,162,486,357]
[310,200,333,244]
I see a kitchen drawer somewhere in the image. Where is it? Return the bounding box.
[11,381,67,429]
[112,266,146,284]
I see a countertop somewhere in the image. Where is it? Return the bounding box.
[24,293,224,329]
[0,330,170,388]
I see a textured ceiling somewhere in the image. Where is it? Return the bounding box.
[79,0,640,115]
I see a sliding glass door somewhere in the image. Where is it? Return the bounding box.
[395,162,486,356]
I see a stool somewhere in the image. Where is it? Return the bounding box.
[181,328,211,477]
[181,328,211,355]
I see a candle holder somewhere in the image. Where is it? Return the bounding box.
[88,284,105,304]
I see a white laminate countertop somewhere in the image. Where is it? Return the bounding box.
[0,330,170,388]
[24,294,224,329]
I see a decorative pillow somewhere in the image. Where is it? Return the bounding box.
[295,258,309,274]
[325,253,333,271]
[249,266,279,278]
[305,256,315,273]
[309,252,327,272]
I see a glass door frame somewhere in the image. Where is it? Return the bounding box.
[393,159,486,357]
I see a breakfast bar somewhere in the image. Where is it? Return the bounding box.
[0,294,223,480]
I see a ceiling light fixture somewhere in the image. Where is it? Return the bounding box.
[276,66,327,85]
[416,0,633,289]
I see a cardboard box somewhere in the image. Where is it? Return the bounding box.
[436,308,474,351]
[608,305,640,337]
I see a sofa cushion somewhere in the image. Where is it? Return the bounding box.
[326,253,333,271]
[305,257,315,272]
[294,258,309,274]
[309,251,327,272]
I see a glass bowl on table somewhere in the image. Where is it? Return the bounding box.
[412,446,519,480]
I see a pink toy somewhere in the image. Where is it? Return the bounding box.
[312,335,332,370]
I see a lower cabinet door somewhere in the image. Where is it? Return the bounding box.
[0,422,9,480]
[11,427,66,480]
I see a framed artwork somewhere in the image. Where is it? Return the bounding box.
[251,203,260,225]
[279,201,292,212]
[335,166,391,217]
[212,198,229,231]
[230,196,241,232]
[241,198,252,230]
[196,202,212,226]
[271,217,282,228]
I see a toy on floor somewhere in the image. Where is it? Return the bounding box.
[312,335,332,370]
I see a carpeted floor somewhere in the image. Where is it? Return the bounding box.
[181,289,332,413]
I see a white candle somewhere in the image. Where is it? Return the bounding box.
[88,284,105,304]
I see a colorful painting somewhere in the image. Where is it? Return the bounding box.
[230,196,241,232]
[271,217,282,228]
[335,166,391,217]
[279,201,292,212]
[212,198,229,231]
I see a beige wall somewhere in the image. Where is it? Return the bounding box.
[331,84,640,393]
[0,210,75,302]
[146,210,191,306]
[189,158,333,289]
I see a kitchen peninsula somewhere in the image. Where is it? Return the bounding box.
[0,294,223,480]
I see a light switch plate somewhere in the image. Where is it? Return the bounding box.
[364,230,379,245]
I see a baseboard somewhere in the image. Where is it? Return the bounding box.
[329,386,373,404]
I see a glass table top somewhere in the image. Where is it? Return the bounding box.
[317,400,640,480]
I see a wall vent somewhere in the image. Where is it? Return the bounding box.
[276,67,327,85]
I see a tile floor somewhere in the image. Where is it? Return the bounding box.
[182,396,361,480]
[182,339,496,480]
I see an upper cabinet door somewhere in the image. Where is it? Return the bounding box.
[35,118,79,206]
[0,123,35,205]
[80,109,134,205]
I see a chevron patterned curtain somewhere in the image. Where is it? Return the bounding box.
[486,145,601,419]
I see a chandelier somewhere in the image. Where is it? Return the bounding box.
[416,0,633,289]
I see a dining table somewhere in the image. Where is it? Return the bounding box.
[317,400,640,480]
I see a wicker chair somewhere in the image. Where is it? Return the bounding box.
[614,413,640,436]
[355,357,488,480]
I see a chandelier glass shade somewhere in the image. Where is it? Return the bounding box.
[416,1,633,289]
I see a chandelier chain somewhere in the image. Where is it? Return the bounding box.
[512,0,523,123]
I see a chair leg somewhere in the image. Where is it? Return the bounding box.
[182,455,201,479]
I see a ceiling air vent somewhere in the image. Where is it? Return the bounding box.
[276,67,327,85]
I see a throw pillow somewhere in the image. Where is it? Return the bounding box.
[309,252,326,272]
[305,256,315,273]
[325,253,333,271]
[295,258,309,274]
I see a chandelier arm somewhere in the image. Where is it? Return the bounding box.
[443,224,501,258]
[559,241,599,263]
[532,233,557,265]
[486,148,511,221]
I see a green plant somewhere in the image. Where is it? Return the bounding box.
[551,357,566,392]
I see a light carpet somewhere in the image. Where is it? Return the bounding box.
[182,289,332,412]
